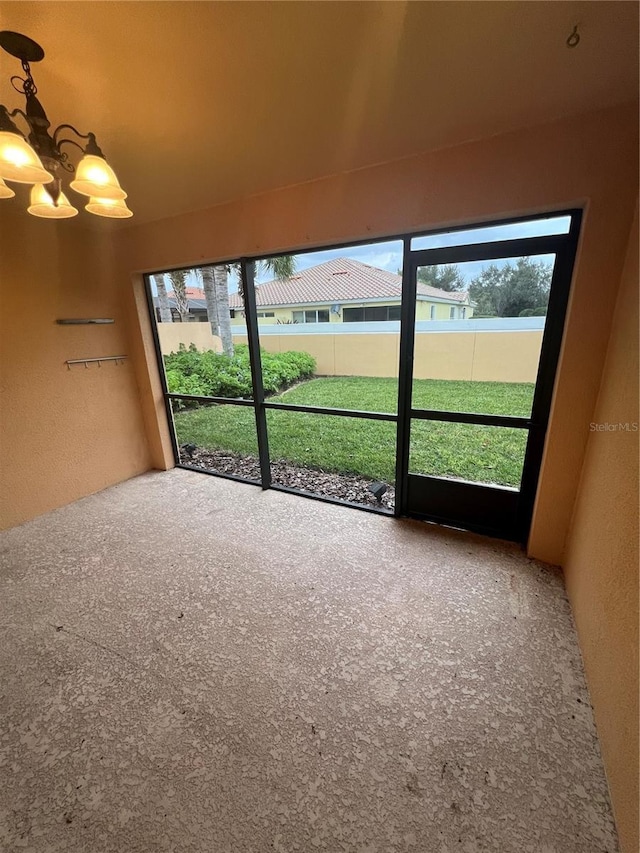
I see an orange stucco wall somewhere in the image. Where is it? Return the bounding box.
[117,102,638,566]
[562,204,639,853]
[0,209,151,530]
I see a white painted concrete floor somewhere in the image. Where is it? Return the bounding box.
[0,470,617,852]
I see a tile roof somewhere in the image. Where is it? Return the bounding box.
[160,285,208,310]
[232,258,469,307]
[162,258,469,309]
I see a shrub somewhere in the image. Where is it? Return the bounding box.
[164,343,203,376]
[166,370,208,396]
[163,344,316,399]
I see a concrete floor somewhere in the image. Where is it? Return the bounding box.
[0,470,617,852]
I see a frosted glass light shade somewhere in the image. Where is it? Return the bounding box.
[85,196,133,218]
[0,131,53,184]
[70,154,126,200]
[0,177,15,198]
[28,184,78,218]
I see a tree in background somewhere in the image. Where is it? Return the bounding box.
[213,265,234,357]
[199,255,297,358]
[166,257,298,358]
[168,269,190,322]
[199,266,220,340]
[468,257,552,317]
[417,263,466,292]
[263,255,296,280]
[154,273,173,323]
[241,255,296,301]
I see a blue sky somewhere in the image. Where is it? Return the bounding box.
[151,215,567,294]
[258,215,566,283]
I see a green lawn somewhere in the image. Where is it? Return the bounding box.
[274,376,535,417]
[173,377,533,487]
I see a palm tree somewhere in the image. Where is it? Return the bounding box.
[199,266,220,338]
[168,269,190,323]
[153,273,173,323]
[214,265,234,357]
[199,255,297,358]
[264,255,296,279]
[239,255,296,301]
[195,265,232,355]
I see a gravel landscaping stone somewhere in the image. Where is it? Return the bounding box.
[179,447,395,511]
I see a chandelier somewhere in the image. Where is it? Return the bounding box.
[0,30,132,219]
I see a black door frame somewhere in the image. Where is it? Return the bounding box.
[396,215,582,539]
[143,208,582,542]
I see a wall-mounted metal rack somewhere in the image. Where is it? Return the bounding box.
[56,319,115,325]
[65,355,127,369]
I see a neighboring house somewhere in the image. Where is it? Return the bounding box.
[154,286,210,323]
[155,258,473,323]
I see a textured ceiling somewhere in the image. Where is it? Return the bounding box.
[1,1,638,224]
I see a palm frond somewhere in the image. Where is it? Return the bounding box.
[264,255,296,281]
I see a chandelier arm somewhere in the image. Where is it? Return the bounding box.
[53,123,92,145]
[57,137,85,156]
[53,141,78,173]
[6,106,29,135]
[53,124,104,157]
[0,105,27,138]
[6,106,60,169]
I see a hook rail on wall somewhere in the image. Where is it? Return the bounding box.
[56,319,115,325]
[65,355,127,369]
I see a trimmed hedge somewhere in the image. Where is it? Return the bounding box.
[164,343,315,400]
